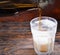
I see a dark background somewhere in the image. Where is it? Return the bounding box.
[0,0,60,20]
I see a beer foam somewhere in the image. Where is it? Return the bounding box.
[41,19,55,27]
[34,19,55,31]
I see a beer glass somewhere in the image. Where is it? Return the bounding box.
[30,16,57,55]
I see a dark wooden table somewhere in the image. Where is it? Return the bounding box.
[0,21,60,55]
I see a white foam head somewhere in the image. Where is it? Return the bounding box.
[41,19,55,27]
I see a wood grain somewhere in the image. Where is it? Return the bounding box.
[0,9,38,22]
[0,7,60,22]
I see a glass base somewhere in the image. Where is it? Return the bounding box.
[35,49,52,55]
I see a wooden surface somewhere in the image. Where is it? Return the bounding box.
[0,8,60,23]
[0,9,38,22]
[0,21,60,55]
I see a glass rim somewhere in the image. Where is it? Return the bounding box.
[30,16,58,27]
